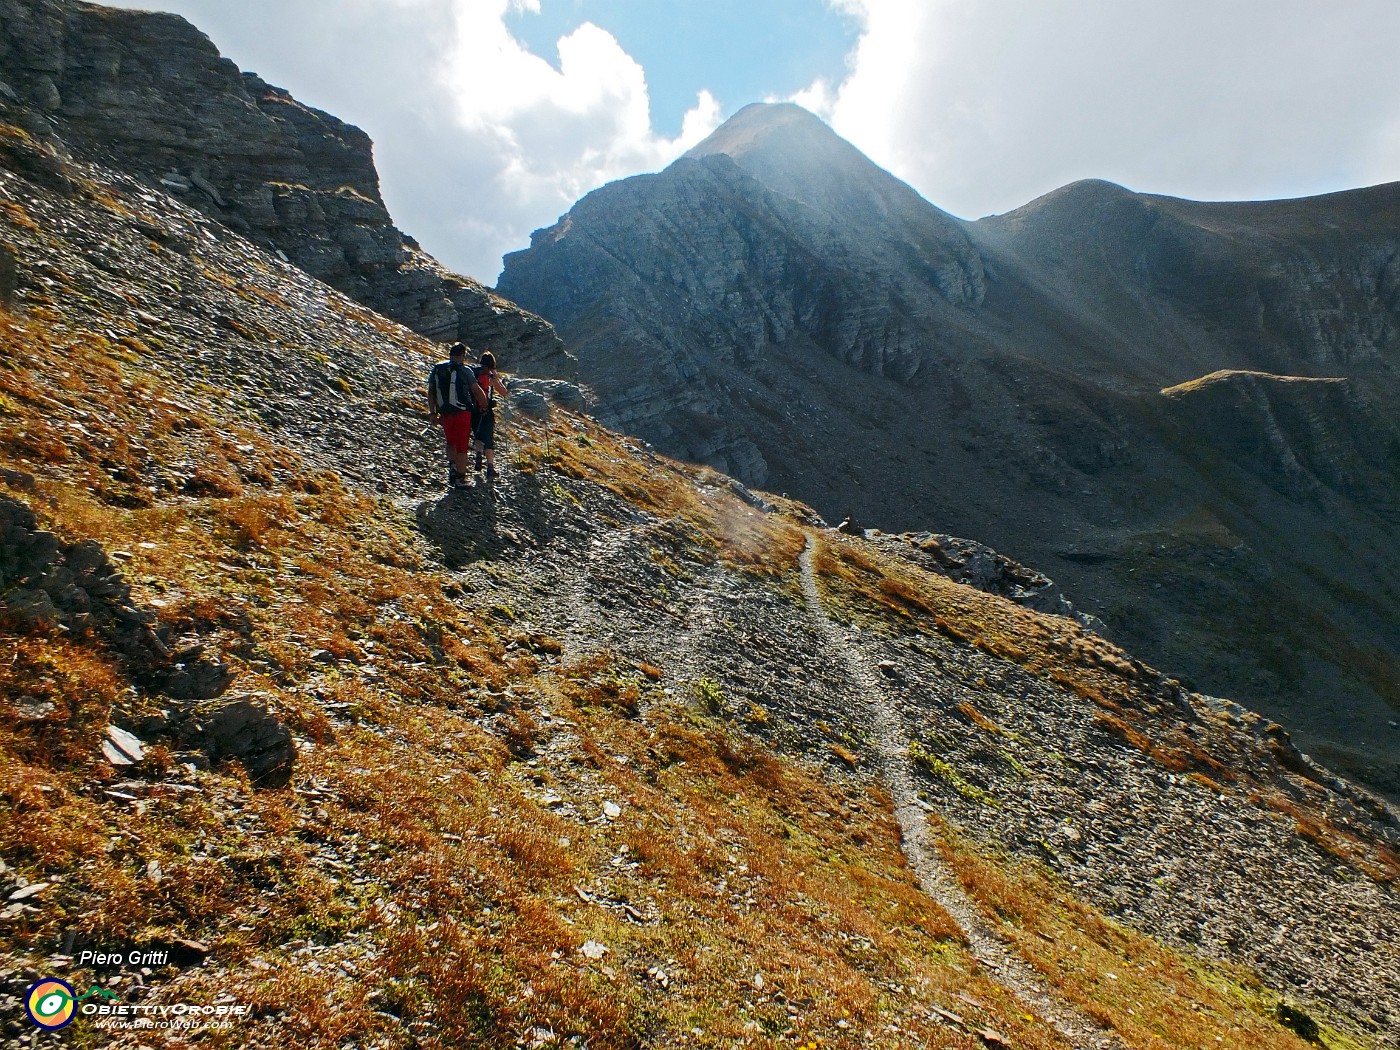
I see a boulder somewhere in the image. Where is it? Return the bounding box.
[506,379,591,419]
[101,725,145,766]
[171,693,295,788]
[511,388,551,419]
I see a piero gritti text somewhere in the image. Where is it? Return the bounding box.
[78,948,172,966]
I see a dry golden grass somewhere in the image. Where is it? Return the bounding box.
[1255,792,1400,884]
[957,700,1004,736]
[0,633,124,766]
[1160,370,1347,397]
[813,533,1136,680]
[1094,709,1154,753]
[525,415,807,580]
[1,198,40,231]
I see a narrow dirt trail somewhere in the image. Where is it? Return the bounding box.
[799,536,1125,1050]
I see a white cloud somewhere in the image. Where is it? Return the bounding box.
[679,91,724,149]
[807,0,1400,217]
[415,0,722,278]
[439,5,721,221]
[782,77,837,119]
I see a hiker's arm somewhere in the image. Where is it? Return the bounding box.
[426,374,439,419]
[470,378,489,410]
[490,373,510,399]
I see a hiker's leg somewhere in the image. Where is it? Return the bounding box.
[440,421,456,482]
[470,410,484,470]
[443,412,473,480]
[480,413,498,477]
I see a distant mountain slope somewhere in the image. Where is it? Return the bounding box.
[0,0,574,377]
[497,103,1400,798]
[976,177,1400,384]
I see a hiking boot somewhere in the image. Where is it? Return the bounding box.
[486,465,498,481]
[447,468,460,488]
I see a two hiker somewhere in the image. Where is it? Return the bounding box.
[427,343,510,488]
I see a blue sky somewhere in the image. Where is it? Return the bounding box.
[503,0,860,137]
[100,1,1400,284]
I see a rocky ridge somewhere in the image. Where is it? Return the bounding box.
[0,0,574,378]
[497,102,1400,801]
[865,530,1105,631]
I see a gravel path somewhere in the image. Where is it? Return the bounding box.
[800,537,1125,1050]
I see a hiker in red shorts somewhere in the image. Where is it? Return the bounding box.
[427,342,476,488]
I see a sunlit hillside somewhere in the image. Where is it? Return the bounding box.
[1,115,1397,1049]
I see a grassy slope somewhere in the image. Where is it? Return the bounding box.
[0,295,1364,1050]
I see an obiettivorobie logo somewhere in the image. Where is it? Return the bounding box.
[24,979,119,1030]
[24,976,249,1032]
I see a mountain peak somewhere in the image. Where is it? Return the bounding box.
[683,102,841,163]
[677,101,962,231]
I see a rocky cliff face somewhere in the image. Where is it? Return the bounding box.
[0,0,573,378]
[497,103,1400,799]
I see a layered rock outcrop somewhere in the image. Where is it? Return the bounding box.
[498,103,1400,799]
[0,496,295,786]
[0,0,572,378]
[869,530,1105,631]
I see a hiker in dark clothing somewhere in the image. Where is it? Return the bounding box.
[470,350,510,480]
[427,342,475,488]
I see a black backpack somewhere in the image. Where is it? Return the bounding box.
[430,360,472,413]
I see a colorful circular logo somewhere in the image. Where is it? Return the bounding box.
[25,978,76,1030]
